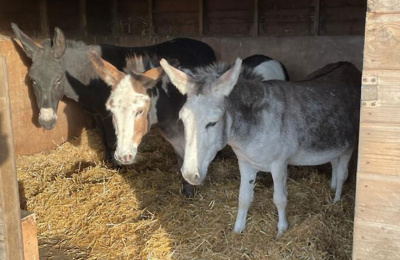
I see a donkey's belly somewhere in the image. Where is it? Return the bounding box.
[288,148,347,166]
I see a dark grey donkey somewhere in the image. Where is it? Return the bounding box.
[160,59,361,236]
[11,23,216,163]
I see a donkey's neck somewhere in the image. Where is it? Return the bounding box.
[224,79,277,145]
[62,44,102,101]
[153,80,186,131]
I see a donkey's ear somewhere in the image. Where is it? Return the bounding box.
[143,67,164,81]
[89,51,124,87]
[214,58,242,97]
[160,58,195,95]
[53,27,66,59]
[11,23,42,59]
[138,67,165,89]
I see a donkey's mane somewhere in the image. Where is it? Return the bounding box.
[189,62,264,95]
[124,54,158,75]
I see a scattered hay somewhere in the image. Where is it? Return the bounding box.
[17,128,355,259]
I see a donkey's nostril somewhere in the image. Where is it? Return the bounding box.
[128,154,132,160]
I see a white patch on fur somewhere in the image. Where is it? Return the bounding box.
[106,75,149,163]
[254,60,286,81]
[161,74,170,95]
[39,108,57,122]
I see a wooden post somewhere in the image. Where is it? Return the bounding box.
[199,0,204,36]
[111,0,119,35]
[0,56,25,259]
[79,0,87,36]
[39,0,49,37]
[314,0,320,36]
[21,211,39,260]
[353,1,400,259]
[148,0,154,34]
[253,0,259,36]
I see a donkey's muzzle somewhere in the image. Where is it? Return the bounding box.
[114,150,136,165]
[181,167,202,185]
[39,108,57,130]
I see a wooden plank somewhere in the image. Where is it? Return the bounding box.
[148,0,154,34]
[353,220,400,260]
[253,0,259,36]
[79,0,87,35]
[199,0,204,36]
[111,0,119,35]
[363,13,400,70]
[39,0,49,37]
[0,56,24,259]
[368,0,400,13]
[358,123,400,176]
[355,173,400,223]
[360,70,400,124]
[0,179,4,260]
[314,0,320,36]
[361,107,400,124]
[21,211,39,260]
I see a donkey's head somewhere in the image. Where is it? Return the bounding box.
[89,52,164,165]
[160,58,242,185]
[12,24,67,130]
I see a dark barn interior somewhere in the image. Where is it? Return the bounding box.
[0,0,369,259]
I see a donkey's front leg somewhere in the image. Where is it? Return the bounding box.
[234,160,258,233]
[271,162,288,238]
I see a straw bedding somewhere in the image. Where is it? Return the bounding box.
[17,128,355,259]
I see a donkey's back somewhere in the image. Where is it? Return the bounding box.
[263,62,361,157]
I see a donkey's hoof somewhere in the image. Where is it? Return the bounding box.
[182,183,195,198]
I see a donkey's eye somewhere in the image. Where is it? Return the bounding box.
[32,79,37,85]
[55,78,61,85]
[135,109,144,117]
[205,121,217,129]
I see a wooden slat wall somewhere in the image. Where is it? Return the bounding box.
[206,0,254,36]
[0,0,366,37]
[154,0,199,36]
[353,1,400,259]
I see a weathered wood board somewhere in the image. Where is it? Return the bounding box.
[353,1,400,258]
[0,55,24,259]
[21,211,39,260]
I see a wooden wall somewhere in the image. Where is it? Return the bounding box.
[353,0,400,259]
[0,0,366,37]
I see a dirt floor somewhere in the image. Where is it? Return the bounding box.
[17,128,356,260]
